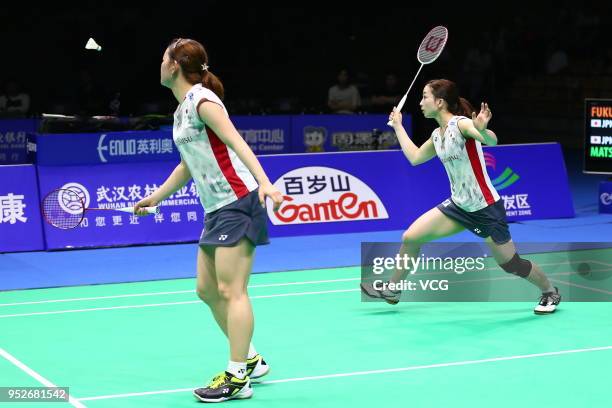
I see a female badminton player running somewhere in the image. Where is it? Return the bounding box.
[360,79,561,314]
[135,38,283,403]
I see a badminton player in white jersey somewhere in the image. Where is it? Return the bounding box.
[360,79,561,314]
[135,38,283,403]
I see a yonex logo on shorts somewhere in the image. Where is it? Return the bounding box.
[442,199,451,207]
[473,228,481,234]
[218,234,228,241]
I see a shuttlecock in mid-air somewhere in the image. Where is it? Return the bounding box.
[85,38,102,51]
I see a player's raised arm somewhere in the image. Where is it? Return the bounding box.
[389,108,436,166]
[458,102,498,146]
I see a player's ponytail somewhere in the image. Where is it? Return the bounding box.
[457,97,475,118]
[201,71,225,101]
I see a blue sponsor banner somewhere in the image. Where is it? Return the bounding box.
[0,119,37,164]
[34,123,290,166]
[27,139,573,249]
[600,181,612,214]
[261,151,449,237]
[35,130,180,166]
[291,114,409,153]
[261,143,574,237]
[0,165,45,252]
[233,115,291,154]
[33,115,408,167]
[37,163,203,249]
[482,143,574,220]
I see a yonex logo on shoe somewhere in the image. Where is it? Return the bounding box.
[218,235,228,241]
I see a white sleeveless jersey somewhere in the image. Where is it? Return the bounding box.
[432,116,500,212]
[173,84,258,212]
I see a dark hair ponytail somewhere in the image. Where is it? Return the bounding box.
[168,38,225,100]
[457,97,474,117]
[202,71,225,100]
[426,79,474,117]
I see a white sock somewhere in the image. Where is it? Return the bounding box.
[248,343,258,359]
[227,361,247,379]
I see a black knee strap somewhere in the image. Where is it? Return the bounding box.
[500,253,531,278]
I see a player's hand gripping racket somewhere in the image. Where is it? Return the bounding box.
[42,188,159,230]
[387,26,448,126]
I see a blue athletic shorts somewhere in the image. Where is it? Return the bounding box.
[436,198,511,245]
[199,188,270,247]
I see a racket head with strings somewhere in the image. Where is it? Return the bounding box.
[41,188,86,229]
[387,25,449,126]
[417,25,448,64]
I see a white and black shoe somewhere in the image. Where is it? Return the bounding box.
[534,287,561,314]
[360,281,401,305]
[193,371,253,403]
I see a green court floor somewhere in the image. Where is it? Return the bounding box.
[0,251,611,407]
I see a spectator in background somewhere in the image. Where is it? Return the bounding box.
[0,80,31,116]
[327,68,361,114]
[370,73,403,113]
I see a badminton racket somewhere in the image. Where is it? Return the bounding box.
[42,188,159,230]
[387,25,448,126]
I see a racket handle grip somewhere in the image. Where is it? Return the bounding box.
[387,93,409,126]
[120,206,159,215]
[142,206,159,215]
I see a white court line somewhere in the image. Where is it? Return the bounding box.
[0,347,86,407]
[0,260,600,308]
[78,345,612,402]
[451,268,612,286]
[2,266,610,319]
[0,289,360,319]
[80,387,193,402]
[0,278,360,308]
[0,290,195,307]
[550,279,612,295]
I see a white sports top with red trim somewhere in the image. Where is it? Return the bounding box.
[431,116,500,212]
[173,84,258,212]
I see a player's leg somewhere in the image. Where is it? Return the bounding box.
[214,238,255,365]
[195,243,267,377]
[193,238,255,403]
[485,237,561,314]
[361,207,464,304]
[392,207,466,283]
[196,245,228,335]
